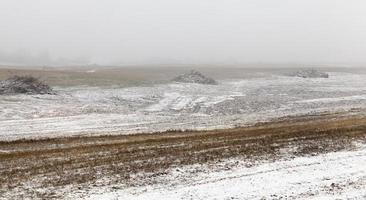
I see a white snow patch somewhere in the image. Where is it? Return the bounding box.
[296,95,366,103]
[87,145,366,200]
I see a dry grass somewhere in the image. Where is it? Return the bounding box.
[0,115,365,199]
[2,65,366,87]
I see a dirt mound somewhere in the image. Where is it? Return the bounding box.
[290,69,329,78]
[172,70,218,85]
[0,75,54,95]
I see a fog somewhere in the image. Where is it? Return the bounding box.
[1,0,366,66]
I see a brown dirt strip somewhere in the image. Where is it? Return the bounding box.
[0,114,365,199]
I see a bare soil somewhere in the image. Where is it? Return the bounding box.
[0,113,365,199]
[2,65,366,87]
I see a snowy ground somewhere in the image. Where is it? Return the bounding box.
[87,143,366,200]
[1,72,366,140]
[1,95,365,199]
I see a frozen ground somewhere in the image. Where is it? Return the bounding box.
[86,143,366,200]
[1,111,365,199]
[1,72,366,140]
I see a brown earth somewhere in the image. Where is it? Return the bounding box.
[0,114,365,199]
[2,65,366,87]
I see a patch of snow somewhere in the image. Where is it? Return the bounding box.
[87,145,366,200]
[296,95,366,103]
[86,69,96,73]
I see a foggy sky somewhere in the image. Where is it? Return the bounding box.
[1,0,366,66]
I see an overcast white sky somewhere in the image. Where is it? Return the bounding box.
[0,0,366,66]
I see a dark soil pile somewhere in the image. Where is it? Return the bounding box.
[172,70,218,85]
[0,75,54,95]
[290,69,329,78]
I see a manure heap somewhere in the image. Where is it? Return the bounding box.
[172,70,218,85]
[0,75,54,95]
[290,69,329,78]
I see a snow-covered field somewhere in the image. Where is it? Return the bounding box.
[1,72,366,140]
[83,141,366,200]
[86,143,366,200]
[1,69,366,199]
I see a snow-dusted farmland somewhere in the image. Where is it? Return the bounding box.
[1,72,366,140]
[88,144,366,200]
